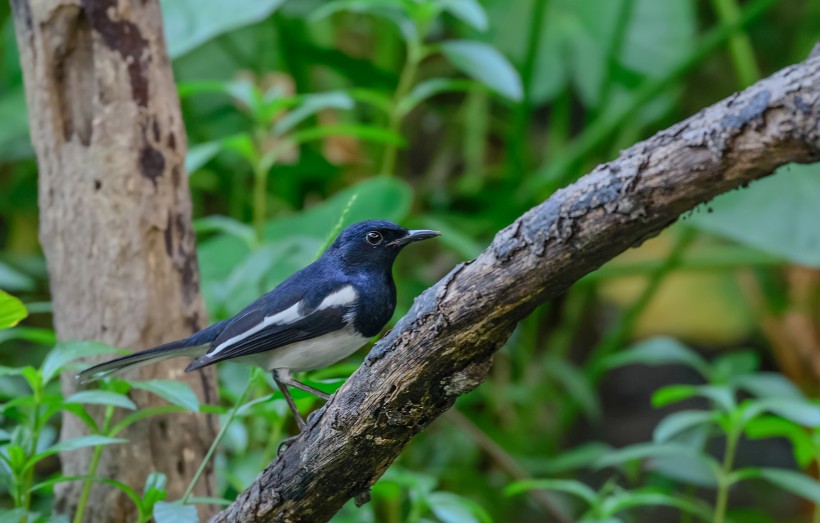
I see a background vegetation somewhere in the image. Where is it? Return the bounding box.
[2,0,820,521]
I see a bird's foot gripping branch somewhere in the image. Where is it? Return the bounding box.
[212,49,820,523]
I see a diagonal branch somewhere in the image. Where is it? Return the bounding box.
[213,49,820,523]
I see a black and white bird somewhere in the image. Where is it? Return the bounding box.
[78,220,439,432]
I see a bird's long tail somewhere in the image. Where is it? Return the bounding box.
[76,319,229,384]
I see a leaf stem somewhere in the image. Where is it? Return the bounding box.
[181,374,254,504]
[74,405,115,523]
[713,428,740,523]
[380,39,423,175]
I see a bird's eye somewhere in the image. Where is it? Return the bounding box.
[366,231,383,245]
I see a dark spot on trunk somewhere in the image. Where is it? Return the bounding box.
[175,212,187,245]
[164,211,173,257]
[176,457,185,476]
[139,146,164,187]
[94,179,102,191]
[152,119,160,141]
[171,165,181,188]
[82,0,150,107]
[167,132,176,150]
[179,254,200,306]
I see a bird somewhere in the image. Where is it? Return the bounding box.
[77,220,439,434]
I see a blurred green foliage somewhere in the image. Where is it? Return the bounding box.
[1,0,820,521]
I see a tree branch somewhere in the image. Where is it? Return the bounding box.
[213,51,820,522]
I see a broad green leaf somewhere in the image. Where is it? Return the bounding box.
[0,261,35,291]
[710,352,759,383]
[64,390,137,411]
[536,442,612,474]
[597,443,721,479]
[439,0,488,30]
[601,490,713,520]
[41,341,127,385]
[737,468,820,504]
[129,380,200,412]
[153,501,198,523]
[186,141,223,174]
[744,397,820,428]
[648,455,719,488]
[398,78,475,116]
[440,40,523,101]
[652,385,735,413]
[505,479,596,505]
[0,327,56,346]
[272,92,354,136]
[161,0,285,58]
[690,164,820,267]
[744,416,814,468]
[735,373,804,400]
[604,337,710,376]
[427,491,491,523]
[0,290,27,330]
[653,410,715,443]
[28,436,128,468]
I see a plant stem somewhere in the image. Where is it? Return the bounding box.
[252,160,268,244]
[380,39,422,175]
[181,375,254,504]
[713,428,740,523]
[21,381,42,511]
[711,0,761,86]
[507,0,548,177]
[74,406,115,523]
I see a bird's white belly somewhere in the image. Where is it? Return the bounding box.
[247,327,369,372]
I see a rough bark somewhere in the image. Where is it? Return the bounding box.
[213,49,820,522]
[10,0,218,520]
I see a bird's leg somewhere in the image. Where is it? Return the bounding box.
[279,375,331,401]
[272,369,306,432]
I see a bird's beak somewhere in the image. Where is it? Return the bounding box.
[391,229,440,247]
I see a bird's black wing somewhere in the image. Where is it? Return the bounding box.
[184,306,348,371]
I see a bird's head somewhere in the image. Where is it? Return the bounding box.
[327,220,440,269]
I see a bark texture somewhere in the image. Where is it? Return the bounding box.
[10,0,217,520]
[214,50,820,522]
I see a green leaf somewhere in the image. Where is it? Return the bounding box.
[597,443,721,480]
[648,455,719,488]
[0,290,27,330]
[744,397,820,428]
[310,1,416,42]
[41,341,127,384]
[398,78,475,116]
[186,141,223,174]
[710,352,759,383]
[603,337,710,376]
[0,261,35,292]
[427,491,492,523]
[28,436,128,469]
[653,410,715,443]
[601,490,713,520]
[738,468,820,504]
[153,501,198,523]
[744,416,814,468]
[505,479,596,505]
[272,92,354,136]
[161,0,285,58]
[690,164,820,267]
[64,390,137,411]
[735,372,804,400]
[537,442,612,474]
[440,40,523,101]
[0,327,57,346]
[129,380,200,412]
[439,0,488,30]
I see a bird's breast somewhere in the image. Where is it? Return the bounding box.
[254,326,370,372]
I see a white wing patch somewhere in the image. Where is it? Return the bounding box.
[210,285,357,356]
[317,285,358,310]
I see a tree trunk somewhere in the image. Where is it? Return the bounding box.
[10,0,218,520]
[213,48,820,522]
